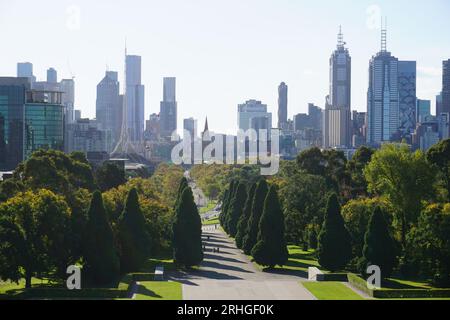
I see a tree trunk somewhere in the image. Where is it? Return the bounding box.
[25,272,32,289]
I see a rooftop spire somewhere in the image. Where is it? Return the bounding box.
[337,25,345,49]
[204,117,209,133]
[381,17,387,52]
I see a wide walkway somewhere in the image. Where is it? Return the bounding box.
[168,227,316,300]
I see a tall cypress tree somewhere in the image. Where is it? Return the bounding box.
[175,177,189,209]
[219,187,230,227]
[222,181,237,233]
[242,179,268,255]
[226,183,247,237]
[317,193,352,272]
[172,187,203,268]
[251,186,288,268]
[235,183,257,249]
[118,188,152,273]
[362,207,397,278]
[83,191,120,285]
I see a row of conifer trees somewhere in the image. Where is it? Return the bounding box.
[220,179,396,277]
[220,179,289,268]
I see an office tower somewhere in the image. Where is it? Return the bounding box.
[0,78,30,170]
[416,99,431,123]
[125,55,145,142]
[324,27,352,148]
[67,118,112,154]
[60,79,75,125]
[184,118,198,139]
[24,90,65,159]
[278,82,288,129]
[238,100,272,131]
[442,59,450,136]
[47,68,58,83]
[308,103,323,132]
[96,71,122,151]
[160,77,177,138]
[413,117,440,152]
[438,113,449,140]
[145,113,160,141]
[436,93,443,116]
[17,62,36,84]
[352,111,367,148]
[367,26,399,145]
[398,61,417,137]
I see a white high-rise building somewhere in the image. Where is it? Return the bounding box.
[238,100,272,131]
[126,55,145,142]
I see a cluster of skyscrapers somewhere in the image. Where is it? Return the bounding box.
[1,26,450,172]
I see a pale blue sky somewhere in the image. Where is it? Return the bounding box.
[1,0,449,133]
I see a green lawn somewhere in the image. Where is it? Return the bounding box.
[203,218,219,226]
[302,282,364,300]
[0,278,57,296]
[140,256,175,272]
[134,281,182,300]
[199,201,218,215]
[256,246,320,273]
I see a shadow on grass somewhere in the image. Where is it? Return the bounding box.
[136,284,162,299]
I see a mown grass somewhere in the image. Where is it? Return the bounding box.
[203,218,219,226]
[302,282,364,300]
[134,281,182,300]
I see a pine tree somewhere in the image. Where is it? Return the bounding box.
[83,191,120,285]
[172,187,203,268]
[219,187,230,227]
[251,186,289,268]
[226,183,247,237]
[242,179,268,255]
[362,207,397,278]
[317,193,352,272]
[235,183,257,249]
[118,188,152,273]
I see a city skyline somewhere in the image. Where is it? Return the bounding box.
[1,0,450,134]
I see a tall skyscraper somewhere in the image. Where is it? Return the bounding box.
[278,82,288,129]
[17,62,36,84]
[442,59,450,115]
[125,55,145,142]
[96,71,122,151]
[60,78,75,125]
[324,27,352,148]
[47,68,58,83]
[367,26,399,145]
[398,61,417,137]
[436,92,443,116]
[160,77,177,138]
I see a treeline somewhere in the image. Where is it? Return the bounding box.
[0,150,185,288]
[213,140,450,287]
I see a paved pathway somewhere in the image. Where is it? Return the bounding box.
[168,227,316,300]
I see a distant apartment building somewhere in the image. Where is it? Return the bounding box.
[160,77,177,139]
[67,118,112,154]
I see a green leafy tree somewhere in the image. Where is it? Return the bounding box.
[96,162,126,192]
[365,143,436,247]
[226,183,247,237]
[360,207,397,278]
[83,191,120,285]
[346,146,375,197]
[342,198,394,259]
[251,186,288,268]
[172,187,203,267]
[118,188,152,273]
[0,190,70,288]
[407,204,450,287]
[427,139,450,201]
[235,183,257,249]
[317,194,352,272]
[242,179,269,255]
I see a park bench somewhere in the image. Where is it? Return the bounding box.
[308,267,325,281]
[154,266,164,281]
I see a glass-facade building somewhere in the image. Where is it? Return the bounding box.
[25,102,64,159]
[0,77,64,171]
[0,78,29,171]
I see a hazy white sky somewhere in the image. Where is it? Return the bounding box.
[1,0,449,134]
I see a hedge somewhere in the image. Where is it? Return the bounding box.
[347,273,450,299]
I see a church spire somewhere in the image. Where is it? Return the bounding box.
[203,116,209,133]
